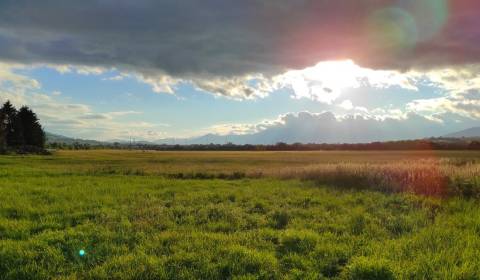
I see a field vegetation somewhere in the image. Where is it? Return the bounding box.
[1,150,480,279]
[5,150,478,197]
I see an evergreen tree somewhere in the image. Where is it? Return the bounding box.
[0,109,6,152]
[0,101,24,147]
[18,106,45,148]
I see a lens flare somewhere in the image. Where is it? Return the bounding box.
[406,0,448,42]
[367,1,448,53]
[368,7,418,52]
[79,249,85,256]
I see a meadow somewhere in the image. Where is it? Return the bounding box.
[1,150,480,279]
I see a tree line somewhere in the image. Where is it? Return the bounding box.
[0,101,46,153]
[48,138,480,151]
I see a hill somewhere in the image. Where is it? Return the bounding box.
[45,132,107,146]
[445,127,480,138]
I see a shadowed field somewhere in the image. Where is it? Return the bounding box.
[1,150,480,279]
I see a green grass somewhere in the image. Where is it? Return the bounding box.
[1,150,480,279]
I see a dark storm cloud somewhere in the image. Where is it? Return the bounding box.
[0,0,479,78]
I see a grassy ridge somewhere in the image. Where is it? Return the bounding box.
[1,150,480,279]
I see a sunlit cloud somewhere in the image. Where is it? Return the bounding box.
[338,100,354,110]
[276,60,418,103]
[407,95,480,120]
[200,111,453,144]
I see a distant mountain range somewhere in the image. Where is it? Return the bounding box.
[444,127,480,138]
[46,125,480,146]
[45,132,107,146]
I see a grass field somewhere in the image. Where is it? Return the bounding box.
[1,150,480,279]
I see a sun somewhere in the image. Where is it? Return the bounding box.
[280,60,365,103]
[279,59,415,103]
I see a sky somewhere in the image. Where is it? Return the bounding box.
[0,0,479,143]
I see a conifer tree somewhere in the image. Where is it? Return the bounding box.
[0,109,6,152]
[0,101,24,147]
[18,106,45,148]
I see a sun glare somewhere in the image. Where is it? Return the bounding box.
[280,60,414,104]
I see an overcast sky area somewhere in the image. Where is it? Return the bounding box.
[0,0,479,143]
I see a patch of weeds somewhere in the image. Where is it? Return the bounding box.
[271,210,290,229]
[342,257,395,280]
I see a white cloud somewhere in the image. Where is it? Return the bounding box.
[135,73,179,94]
[192,111,453,144]
[127,60,420,102]
[35,60,421,102]
[0,63,167,141]
[103,74,127,81]
[46,64,107,76]
[408,65,480,94]
[2,59,480,142]
[0,63,40,92]
[191,74,278,99]
[274,60,418,103]
[407,94,480,120]
[338,100,354,110]
[208,123,259,136]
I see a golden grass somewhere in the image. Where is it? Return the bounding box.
[271,159,480,196]
[3,149,479,197]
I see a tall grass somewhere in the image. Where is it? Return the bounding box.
[271,159,480,197]
[2,150,478,197]
[1,150,480,278]
[2,176,480,279]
